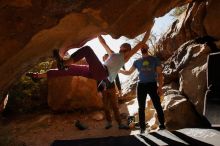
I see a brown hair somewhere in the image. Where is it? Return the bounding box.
[141,45,149,54]
[103,53,109,61]
[120,43,131,50]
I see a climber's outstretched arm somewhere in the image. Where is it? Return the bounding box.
[98,35,114,55]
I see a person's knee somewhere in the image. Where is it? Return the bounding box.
[82,46,96,57]
[82,46,93,52]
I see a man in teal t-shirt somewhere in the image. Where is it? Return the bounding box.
[120,45,165,134]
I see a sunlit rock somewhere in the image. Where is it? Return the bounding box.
[179,44,210,114]
[47,76,103,111]
[163,93,202,130]
[0,0,190,92]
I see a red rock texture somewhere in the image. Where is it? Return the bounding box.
[47,76,103,111]
[0,0,190,93]
[156,0,220,61]
[204,0,220,40]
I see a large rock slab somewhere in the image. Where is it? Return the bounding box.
[179,44,210,114]
[47,76,103,111]
[163,40,211,113]
[163,93,207,130]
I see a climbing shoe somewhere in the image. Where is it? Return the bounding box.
[127,116,135,125]
[159,124,166,130]
[75,120,88,130]
[140,129,145,134]
[53,49,65,70]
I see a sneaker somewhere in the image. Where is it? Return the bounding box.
[53,49,65,70]
[75,120,88,130]
[127,116,135,125]
[26,72,40,82]
[140,129,145,134]
[118,124,130,130]
[105,122,112,129]
[159,124,166,130]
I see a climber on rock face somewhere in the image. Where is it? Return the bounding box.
[26,35,147,85]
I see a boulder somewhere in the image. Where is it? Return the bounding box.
[47,76,103,111]
[163,93,202,130]
[162,82,179,94]
[164,40,211,114]
[179,44,210,114]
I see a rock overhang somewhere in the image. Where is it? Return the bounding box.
[0,0,191,93]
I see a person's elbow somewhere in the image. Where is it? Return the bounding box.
[119,71,128,75]
[125,71,133,75]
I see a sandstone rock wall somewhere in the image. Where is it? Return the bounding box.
[163,41,210,114]
[157,0,219,61]
[204,0,220,40]
[179,44,210,114]
[0,0,190,93]
[1,0,220,127]
[157,0,220,116]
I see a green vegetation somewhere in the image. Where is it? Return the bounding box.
[170,5,187,17]
[3,60,53,115]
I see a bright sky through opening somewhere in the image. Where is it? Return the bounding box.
[68,10,176,83]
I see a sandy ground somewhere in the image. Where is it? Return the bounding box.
[0,100,141,146]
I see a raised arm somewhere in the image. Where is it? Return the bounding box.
[98,35,114,55]
[124,32,149,61]
[119,65,136,75]
[125,42,146,60]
